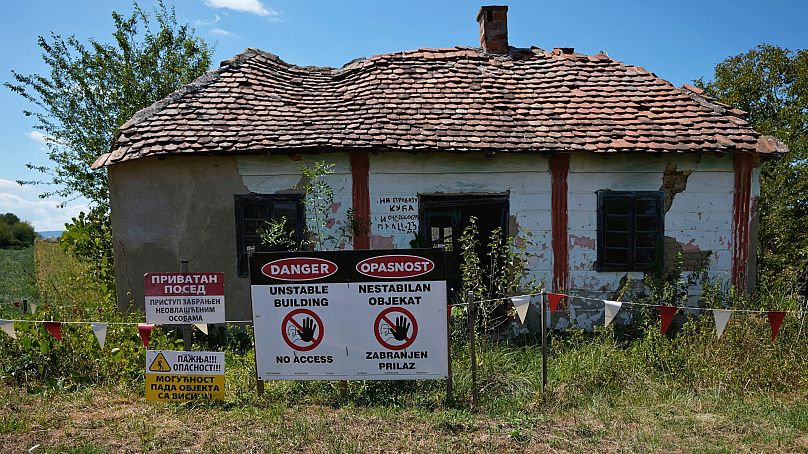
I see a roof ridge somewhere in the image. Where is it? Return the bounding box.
[679,83,749,119]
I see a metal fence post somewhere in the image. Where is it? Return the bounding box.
[446,304,453,405]
[180,260,192,352]
[541,289,548,399]
[468,290,478,409]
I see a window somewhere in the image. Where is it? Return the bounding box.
[234,194,304,277]
[597,190,664,271]
[419,194,509,293]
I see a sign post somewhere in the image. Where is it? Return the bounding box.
[250,249,448,381]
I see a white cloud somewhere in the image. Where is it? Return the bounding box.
[28,131,48,145]
[194,14,222,27]
[210,28,236,37]
[0,179,89,231]
[203,0,280,18]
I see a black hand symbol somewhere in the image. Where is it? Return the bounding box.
[297,317,317,342]
[390,316,410,341]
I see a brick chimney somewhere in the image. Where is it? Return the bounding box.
[476,5,508,54]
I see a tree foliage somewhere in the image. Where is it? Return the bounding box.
[6,1,212,206]
[696,44,808,288]
[0,213,36,249]
[6,1,212,286]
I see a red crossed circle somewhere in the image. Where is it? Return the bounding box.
[374,307,418,350]
[281,309,324,352]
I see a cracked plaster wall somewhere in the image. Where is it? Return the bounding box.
[109,156,252,319]
[368,152,554,287]
[109,151,742,328]
[108,153,352,320]
[567,153,735,305]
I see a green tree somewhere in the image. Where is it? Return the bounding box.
[0,213,36,249]
[696,45,808,288]
[6,1,212,286]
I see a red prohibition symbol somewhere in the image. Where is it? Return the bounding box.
[281,308,324,352]
[374,307,418,350]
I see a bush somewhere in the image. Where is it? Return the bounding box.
[0,213,36,249]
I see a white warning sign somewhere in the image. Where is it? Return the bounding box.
[144,272,225,324]
[250,250,448,381]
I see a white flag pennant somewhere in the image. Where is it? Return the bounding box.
[0,320,16,339]
[603,300,623,327]
[91,323,108,348]
[712,309,732,339]
[194,324,209,335]
[510,296,531,324]
[29,303,38,314]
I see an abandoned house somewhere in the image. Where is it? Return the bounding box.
[93,6,786,320]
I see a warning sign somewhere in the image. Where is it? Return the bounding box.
[250,249,448,381]
[374,307,418,350]
[144,272,225,324]
[281,309,324,351]
[145,350,225,402]
[149,352,172,372]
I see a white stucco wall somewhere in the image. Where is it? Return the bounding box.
[368,152,554,288]
[567,153,735,294]
[109,150,744,324]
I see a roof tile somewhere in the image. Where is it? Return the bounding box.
[98,46,787,167]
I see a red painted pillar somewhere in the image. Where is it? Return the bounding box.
[351,152,371,250]
[550,154,569,292]
[731,153,754,290]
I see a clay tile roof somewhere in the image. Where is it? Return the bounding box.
[94,46,788,168]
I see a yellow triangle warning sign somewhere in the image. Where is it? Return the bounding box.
[149,352,171,372]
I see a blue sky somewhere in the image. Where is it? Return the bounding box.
[1,0,806,230]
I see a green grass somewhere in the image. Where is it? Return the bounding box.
[1,243,808,452]
[0,246,37,317]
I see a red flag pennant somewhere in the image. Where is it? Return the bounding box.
[659,305,678,335]
[767,311,786,342]
[138,323,155,348]
[44,321,62,341]
[547,293,567,313]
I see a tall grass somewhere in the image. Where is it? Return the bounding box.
[0,246,37,316]
[1,242,807,416]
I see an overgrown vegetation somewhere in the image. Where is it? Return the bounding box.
[1,232,808,450]
[258,161,364,251]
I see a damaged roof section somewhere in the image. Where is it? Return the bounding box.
[95,46,788,168]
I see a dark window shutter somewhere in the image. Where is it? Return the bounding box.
[597,191,664,272]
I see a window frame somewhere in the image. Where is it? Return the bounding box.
[596,190,664,272]
[234,193,305,278]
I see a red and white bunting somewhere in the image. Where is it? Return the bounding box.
[0,320,16,339]
[767,311,786,342]
[137,323,155,348]
[44,321,62,341]
[659,306,678,335]
[547,293,566,313]
[91,323,108,348]
[603,300,622,327]
[712,309,731,339]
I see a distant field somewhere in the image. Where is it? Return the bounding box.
[36,230,64,239]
